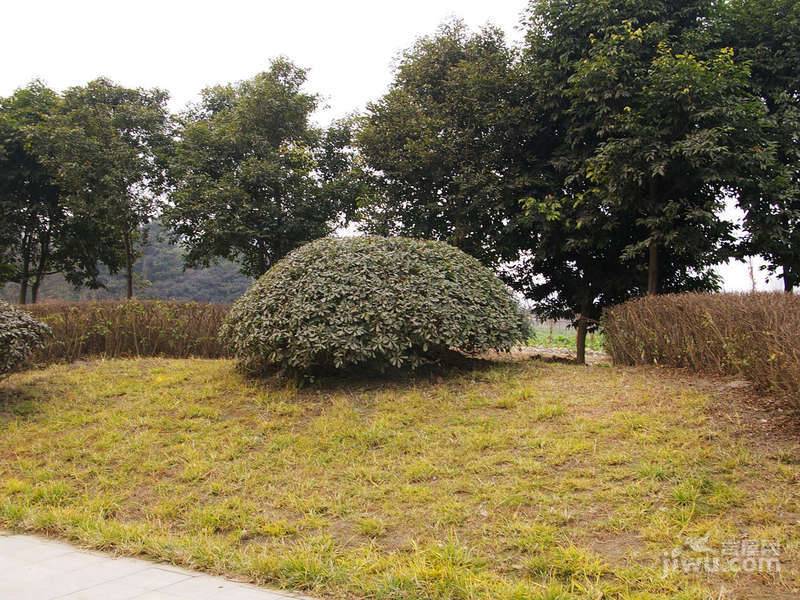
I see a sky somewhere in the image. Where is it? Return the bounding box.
[2,0,782,291]
[2,0,526,119]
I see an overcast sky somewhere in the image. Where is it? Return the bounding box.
[3,0,781,291]
[3,0,526,119]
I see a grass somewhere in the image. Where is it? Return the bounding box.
[529,326,605,352]
[0,358,798,599]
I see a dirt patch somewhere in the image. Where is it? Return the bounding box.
[648,368,800,442]
[484,346,610,365]
[584,531,645,566]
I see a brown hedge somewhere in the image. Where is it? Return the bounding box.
[22,300,230,363]
[604,292,800,404]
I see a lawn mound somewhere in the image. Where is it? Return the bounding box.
[0,358,797,599]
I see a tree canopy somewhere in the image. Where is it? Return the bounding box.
[44,79,173,298]
[357,21,525,267]
[1,2,798,365]
[165,58,359,278]
[355,2,781,361]
[719,0,800,290]
[0,82,114,303]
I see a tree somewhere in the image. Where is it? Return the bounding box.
[356,9,761,362]
[355,19,635,363]
[357,21,525,267]
[165,58,356,278]
[505,0,771,360]
[525,0,770,297]
[0,82,112,303]
[43,79,173,298]
[719,0,800,291]
[0,83,60,302]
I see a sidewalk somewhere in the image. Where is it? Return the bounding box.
[0,532,309,600]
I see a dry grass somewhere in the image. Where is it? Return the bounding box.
[604,292,800,406]
[0,358,798,599]
[23,300,229,363]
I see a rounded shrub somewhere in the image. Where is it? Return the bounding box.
[0,300,51,377]
[221,236,529,374]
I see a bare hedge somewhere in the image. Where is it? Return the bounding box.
[604,292,799,404]
[22,300,230,363]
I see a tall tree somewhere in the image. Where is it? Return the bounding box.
[0,82,112,303]
[525,0,770,296]
[43,79,173,298]
[357,21,524,266]
[719,0,800,291]
[165,58,356,277]
[506,0,770,361]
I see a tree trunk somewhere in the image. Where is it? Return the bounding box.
[647,239,659,296]
[18,234,31,305]
[783,265,793,293]
[575,318,588,365]
[124,230,134,299]
[748,257,757,292]
[646,178,660,296]
[18,268,29,305]
[31,231,51,304]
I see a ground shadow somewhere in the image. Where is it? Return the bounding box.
[241,352,510,395]
[0,382,42,419]
[524,353,582,365]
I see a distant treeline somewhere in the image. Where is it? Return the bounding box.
[1,223,250,304]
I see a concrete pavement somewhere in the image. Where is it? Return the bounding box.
[0,532,309,600]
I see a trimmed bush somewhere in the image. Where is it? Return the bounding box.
[604,292,800,405]
[23,300,229,363]
[221,236,529,374]
[0,300,50,377]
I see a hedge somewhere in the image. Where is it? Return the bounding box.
[604,292,800,405]
[221,236,529,375]
[22,300,229,363]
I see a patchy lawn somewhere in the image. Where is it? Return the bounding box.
[0,358,797,599]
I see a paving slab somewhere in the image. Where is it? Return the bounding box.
[0,532,311,600]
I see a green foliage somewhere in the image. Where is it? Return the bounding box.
[0,79,172,303]
[522,0,768,296]
[44,79,173,298]
[719,0,800,290]
[0,82,106,302]
[221,236,529,374]
[357,20,523,266]
[166,58,360,278]
[0,300,50,376]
